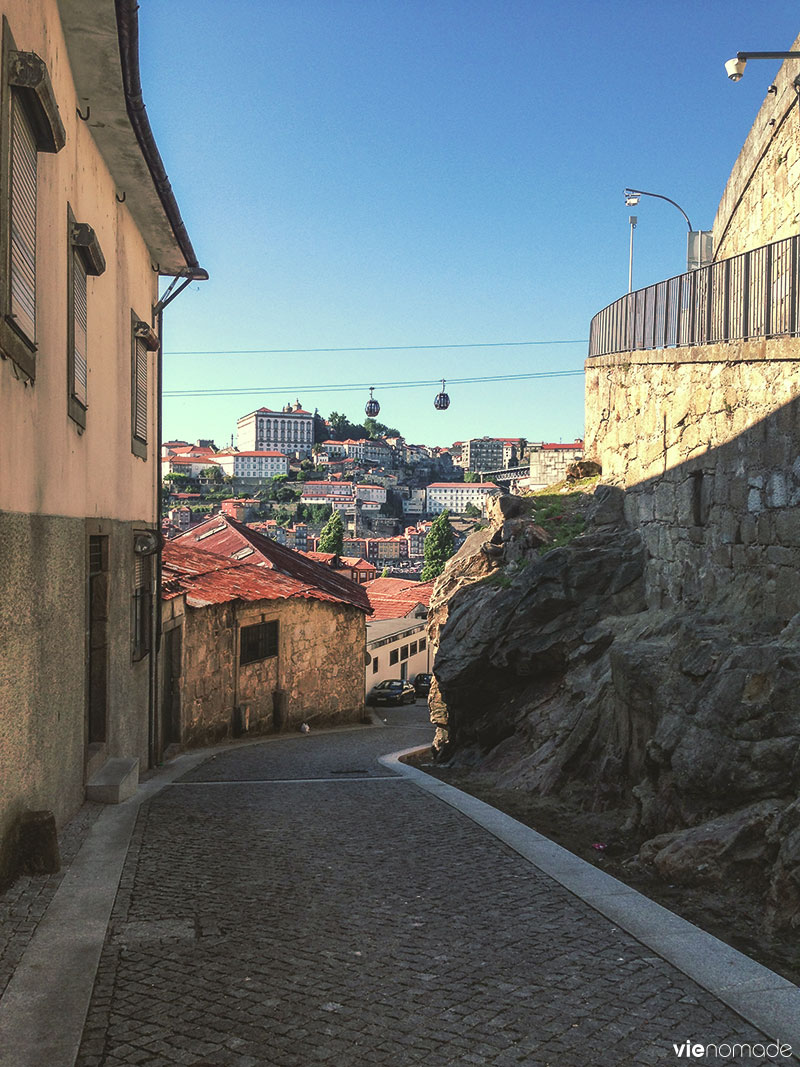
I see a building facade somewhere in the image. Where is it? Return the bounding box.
[237,401,314,457]
[214,451,289,479]
[0,0,204,883]
[162,543,369,745]
[425,482,498,515]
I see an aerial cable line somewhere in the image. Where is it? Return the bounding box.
[164,368,585,399]
[165,339,589,356]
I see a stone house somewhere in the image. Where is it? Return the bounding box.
[0,0,204,882]
[161,534,371,746]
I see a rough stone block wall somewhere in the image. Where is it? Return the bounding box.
[713,33,800,259]
[584,338,800,620]
[178,598,366,745]
[528,447,583,486]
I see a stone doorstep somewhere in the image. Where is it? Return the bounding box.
[85,758,140,804]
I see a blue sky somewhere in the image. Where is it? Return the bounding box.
[139,2,799,449]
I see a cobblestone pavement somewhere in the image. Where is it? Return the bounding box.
[71,708,784,1067]
[0,800,103,998]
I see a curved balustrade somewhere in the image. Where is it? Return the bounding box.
[588,234,800,357]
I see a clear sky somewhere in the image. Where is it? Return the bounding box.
[138,2,799,449]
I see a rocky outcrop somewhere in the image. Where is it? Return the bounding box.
[427,486,800,933]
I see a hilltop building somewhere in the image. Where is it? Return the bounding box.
[237,400,314,457]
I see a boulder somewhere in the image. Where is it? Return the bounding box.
[638,801,784,886]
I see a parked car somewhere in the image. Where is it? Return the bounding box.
[367,679,417,706]
[413,673,432,696]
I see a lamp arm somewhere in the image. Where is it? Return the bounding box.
[626,188,693,231]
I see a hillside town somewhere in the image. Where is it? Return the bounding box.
[162,400,585,578]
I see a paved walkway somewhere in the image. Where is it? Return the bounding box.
[1,706,799,1066]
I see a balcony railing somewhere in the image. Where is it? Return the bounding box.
[588,234,800,357]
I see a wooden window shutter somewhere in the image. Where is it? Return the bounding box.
[72,251,88,406]
[9,93,37,343]
[133,335,147,441]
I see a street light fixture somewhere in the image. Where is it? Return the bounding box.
[623,187,693,231]
[623,187,710,283]
[724,50,800,84]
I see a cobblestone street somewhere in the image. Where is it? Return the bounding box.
[35,707,786,1067]
[0,709,795,1066]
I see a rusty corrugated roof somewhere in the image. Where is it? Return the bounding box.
[172,514,371,613]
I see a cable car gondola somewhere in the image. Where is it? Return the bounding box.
[434,379,450,411]
[365,386,380,418]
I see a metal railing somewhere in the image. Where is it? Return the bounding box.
[588,234,800,357]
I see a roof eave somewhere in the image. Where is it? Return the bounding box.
[57,0,206,279]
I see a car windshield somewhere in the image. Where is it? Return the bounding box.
[377,681,404,689]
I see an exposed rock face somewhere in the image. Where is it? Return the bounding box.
[427,487,800,933]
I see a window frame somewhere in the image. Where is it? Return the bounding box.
[131,311,158,459]
[240,620,279,666]
[66,206,105,428]
[0,19,65,380]
[132,549,152,662]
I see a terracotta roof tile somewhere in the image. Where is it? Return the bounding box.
[364,577,434,621]
[172,514,371,613]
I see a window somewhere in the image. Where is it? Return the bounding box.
[0,24,65,378]
[241,620,278,665]
[67,209,105,427]
[389,649,399,666]
[131,312,158,458]
[410,641,418,656]
[400,644,409,661]
[132,550,152,662]
[372,656,379,674]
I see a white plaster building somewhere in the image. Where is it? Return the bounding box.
[425,482,498,515]
[214,451,289,479]
[237,400,314,457]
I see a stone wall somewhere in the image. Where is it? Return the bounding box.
[584,338,800,619]
[171,596,367,746]
[713,33,800,259]
[527,445,584,488]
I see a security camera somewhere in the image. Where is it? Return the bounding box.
[725,57,746,81]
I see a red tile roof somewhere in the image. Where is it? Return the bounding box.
[173,514,371,613]
[364,577,434,621]
[162,544,336,608]
[541,441,584,450]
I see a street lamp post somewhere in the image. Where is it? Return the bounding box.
[628,214,637,293]
[623,187,708,277]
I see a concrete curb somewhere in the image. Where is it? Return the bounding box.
[380,747,800,1061]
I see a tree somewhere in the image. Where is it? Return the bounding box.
[201,465,223,483]
[464,502,481,518]
[317,510,344,554]
[163,473,191,490]
[363,417,400,439]
[463,471,479,483]
[420,510,455,581]
[311,503,332,525]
